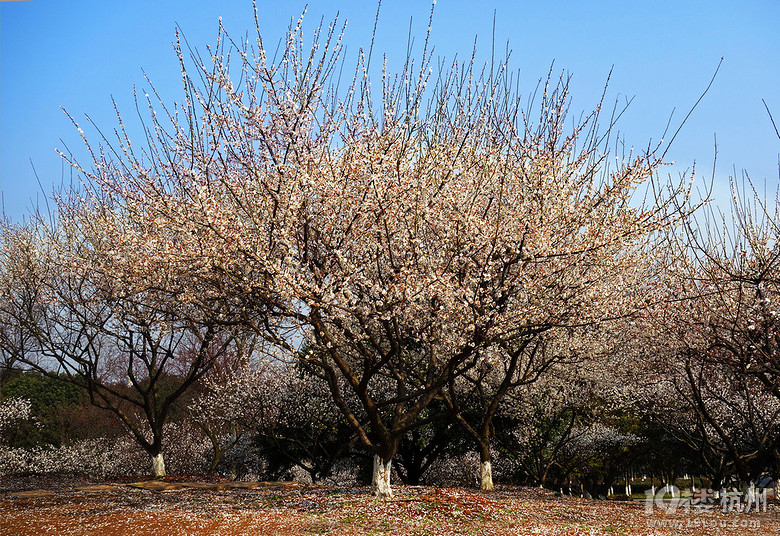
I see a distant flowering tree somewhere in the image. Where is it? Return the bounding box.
[648,176,780,487]
[641,343,780,488]
[190,355,356,481]
[492,348,634,491]
[247,363,357,483]
[446,325,618,490]
[0,218,248,478]
[0,223,43,396]
[188,367,263,475]
[0,397,34,440]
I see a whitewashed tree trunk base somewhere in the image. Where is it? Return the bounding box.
[152,453,166,478]
[480,461,494,491]
[371,455,393,498]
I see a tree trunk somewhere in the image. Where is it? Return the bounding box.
[204,429,223,475]
[208,445,222,475]
[152,453,166,478]
[371,454,393,498]
[479,446,494,491]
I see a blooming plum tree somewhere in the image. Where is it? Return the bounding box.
[53,5,693,495]
[648,176,780,488]
[0,217,247,477]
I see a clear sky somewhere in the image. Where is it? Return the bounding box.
[1,0,778,221]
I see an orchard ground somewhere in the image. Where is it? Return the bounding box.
[1,477,778,535]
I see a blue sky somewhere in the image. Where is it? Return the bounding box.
[1,0,778,220]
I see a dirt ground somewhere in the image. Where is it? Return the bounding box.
[1,476,779,535]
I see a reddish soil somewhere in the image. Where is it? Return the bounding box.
[1,477,779,535]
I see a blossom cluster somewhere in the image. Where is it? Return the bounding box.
[0,397,33,437]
